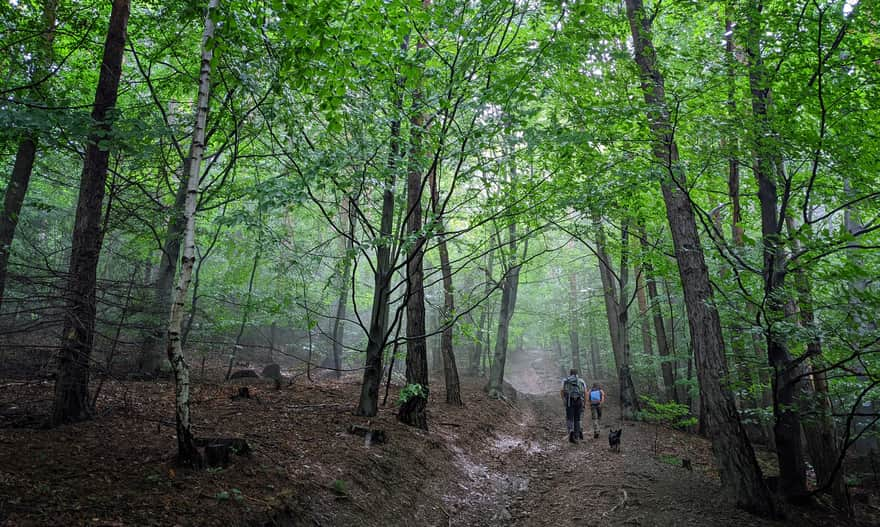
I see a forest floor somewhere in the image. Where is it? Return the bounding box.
[1,350,878,526]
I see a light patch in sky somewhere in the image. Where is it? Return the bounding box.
[844,0,858,17]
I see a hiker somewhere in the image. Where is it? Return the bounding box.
[588,383,606,438]
[560,368,587,443]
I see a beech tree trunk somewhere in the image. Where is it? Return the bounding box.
[624,0,774,515]
[52,0,130,425]
[0,0,57,311]
[165,0,220,467]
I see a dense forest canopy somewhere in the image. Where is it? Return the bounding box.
[1,0,878,522]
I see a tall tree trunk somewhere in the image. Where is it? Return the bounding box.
[745,2,807,498]
[568,270,581,372]
[398,42,429,428]
[355,39,408,417]
[594,216,638,419]
[431,169,461,404]
[165,0,219,467]
[624,0,774,515]
[331,198,354,379]
[0,0,57,311]
[52,0,130,425]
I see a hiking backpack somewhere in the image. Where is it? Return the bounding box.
[563,376,583,402]
[590,389,602,403]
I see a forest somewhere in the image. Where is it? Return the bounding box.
[0,0,878,525]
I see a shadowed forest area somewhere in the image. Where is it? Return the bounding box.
[1,0,879,525]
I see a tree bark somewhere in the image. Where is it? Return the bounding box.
[643,256,676,402]
[624,0,775,515]
[0,0,57,311]
[53,0,130,425]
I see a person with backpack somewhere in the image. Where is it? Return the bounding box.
[560,368,587,443]
[588,383,606,438]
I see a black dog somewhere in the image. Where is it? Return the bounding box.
[608,428,622,452]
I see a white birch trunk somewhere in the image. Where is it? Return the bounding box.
[166,0,219,467]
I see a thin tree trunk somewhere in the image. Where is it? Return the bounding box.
[332,199,354,379]
[52,0,130,425]
[355,39,408,417]
[430,170,461,404]
[594,216,638,419]
[624,0,774,515]
[0,0,57,311]
[487,223,521,398]
[471,247,494,376]
[166,0,220,467]
[644,258,675,402]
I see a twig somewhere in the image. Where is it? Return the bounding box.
[602,488,628,517]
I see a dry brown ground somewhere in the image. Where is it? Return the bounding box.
[0,351,876,527]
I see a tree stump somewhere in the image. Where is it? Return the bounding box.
[205,444,229,467]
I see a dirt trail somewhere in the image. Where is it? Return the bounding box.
[467,349,777,527]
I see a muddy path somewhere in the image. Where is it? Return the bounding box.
[464,349,779,527]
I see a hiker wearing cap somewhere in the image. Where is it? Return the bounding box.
[560,368,587,443]
[588,382,606,438]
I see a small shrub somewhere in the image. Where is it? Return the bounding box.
[398,383,428,405]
